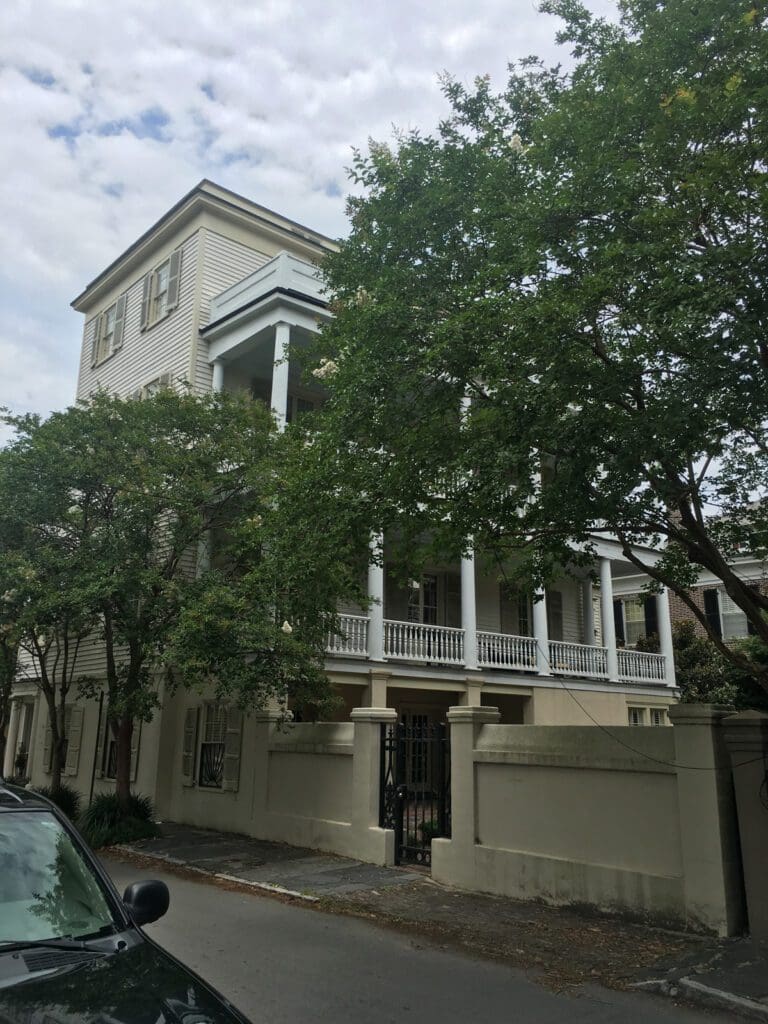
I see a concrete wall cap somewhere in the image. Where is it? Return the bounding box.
[350,707,398,723]
[251,710,292,723]
[723,710,768,752]
[668,704,732,725]
[447,706,501,723]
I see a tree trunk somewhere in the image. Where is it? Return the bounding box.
[114,715,134,809]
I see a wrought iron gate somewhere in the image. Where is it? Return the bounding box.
[379,719,451,866]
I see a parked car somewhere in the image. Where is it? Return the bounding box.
[0,780,252,1023]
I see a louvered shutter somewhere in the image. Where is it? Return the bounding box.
[64,706,84,776]
[90,316,102,368]
[703,589,722,638]
[747,584,760,636]
[140,273,152,331]
[94,712,107,779]
[643,596,659,640]
[112,293,127,353]
[42,723,52,774]
[547,590,564,642]
[158,371,173,389]
[613,599,625,644]
[181,707,199,786]
[130,720,142,782]
[166,249,182,311]
[222,708,243,792]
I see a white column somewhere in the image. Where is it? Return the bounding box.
[3,699,21,778]
[532,587,550,675]
[367,533,385,662]
[656,587,677,688]
[270,322,291,432]
[211,360,224,392]
[599,557,619,682]
[581,578,595,645]
[461,547,478,670]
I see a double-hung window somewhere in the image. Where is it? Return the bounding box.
[703,586,757,640]
[90,293,127,368]
[140,248,182,330]
[180,702,243,792]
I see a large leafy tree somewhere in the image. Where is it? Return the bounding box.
[304,0,768,692]
[0,390,350,804]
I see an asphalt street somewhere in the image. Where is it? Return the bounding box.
[103,855,732,1024]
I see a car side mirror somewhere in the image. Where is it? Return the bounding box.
[123,879,170,926]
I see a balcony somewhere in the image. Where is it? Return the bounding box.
[326,617,667,684]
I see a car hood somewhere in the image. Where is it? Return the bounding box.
[0,939,247,1024]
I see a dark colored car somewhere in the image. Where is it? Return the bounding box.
[0,780,252,1024]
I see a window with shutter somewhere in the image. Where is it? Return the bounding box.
[643,596,659,640]
[64,706,84,777]
[703,588,723,638]
[90,291,128,368]
[181,706,199,786]
[199,702,227,789]
[546,590,563,642]
[142,248,183,329]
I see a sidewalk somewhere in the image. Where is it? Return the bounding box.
[112,822,767,1018]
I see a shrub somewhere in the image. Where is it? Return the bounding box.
[79,792,160,849]
[33,783,82,822]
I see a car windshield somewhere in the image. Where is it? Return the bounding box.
[0,810,116,943]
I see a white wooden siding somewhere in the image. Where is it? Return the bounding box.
[76,232,200,402]
[193,230,273,393]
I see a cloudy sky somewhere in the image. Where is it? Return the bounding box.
[0,0,615,427]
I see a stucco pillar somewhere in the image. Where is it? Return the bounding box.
[599,557,619,682]
[581,578,595,645]
[431,705,501,889]
[248,710,287,830]
[461,548,478,670]
[366,670,390,708]
[669,704,745,936]
[270,322,291,431]
[211,359,224,393]
[367,533,385,662]
[723,710,768,938]
[350,707,397,865]
[656,588,677,688]
[532,588,550,675]
[3,699,22,778]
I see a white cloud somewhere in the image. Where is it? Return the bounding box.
[0,0,617,425]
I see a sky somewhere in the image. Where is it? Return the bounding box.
[0,0,616,428]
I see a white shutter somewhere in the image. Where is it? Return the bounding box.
[90,316,102,368]
[130,720,142,782]
[166,249,182,311]
[158,371,173,389]
[112,293,127,353]
[64,706,84,776]
[140,273,152,331]
[94,710,107,779]
[181,706,199,786]
[222,708,243,792]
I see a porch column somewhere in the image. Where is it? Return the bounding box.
[532,588,550,675]
[599,557,620,682]
[3,698,22,778]
[461,547,478,670]
[270,322,291,431]
[367,533,385,662]
[581,578,595,645]
[211,359,224,392]
[656,587,677,688]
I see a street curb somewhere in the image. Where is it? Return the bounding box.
[110,845,320,903]
[633,976,768,1021]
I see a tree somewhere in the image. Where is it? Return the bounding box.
[0,389,349,806]
[303,0,768,692]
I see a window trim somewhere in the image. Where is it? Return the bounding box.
[90,292,127,369]
[140,248,182,332]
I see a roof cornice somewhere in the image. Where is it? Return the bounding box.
[71,179,339,312]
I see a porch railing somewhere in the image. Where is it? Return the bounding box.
[618,648,666,683]
[477,631,537,671]
[326,614,369,657]
[384,620,465,665]
[549,640,608,680]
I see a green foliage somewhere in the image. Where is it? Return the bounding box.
[79,792,159,849]
[32,782,82,822]
[673,622,768,711]
[302,0,768,693]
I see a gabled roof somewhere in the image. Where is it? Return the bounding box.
[71,180,338,312]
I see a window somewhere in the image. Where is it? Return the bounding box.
[181,702,243,792]
[285,393,320,423]
[500,584,531,637]
[649,708,666,727]
[89,293,127,368]
[703,587,755,641]
[128,371,173,401]
[546,590,563,642]
[613,595,659,648]
[627,707,646,726]
[95,714,141,782]
[140,248,182,330]
[408,574,438,625]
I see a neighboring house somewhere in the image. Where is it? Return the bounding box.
[7,181,678,809]
[665,558,768,643]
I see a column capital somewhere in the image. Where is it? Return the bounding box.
[350,707,397,724]
[447,705,500,725]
